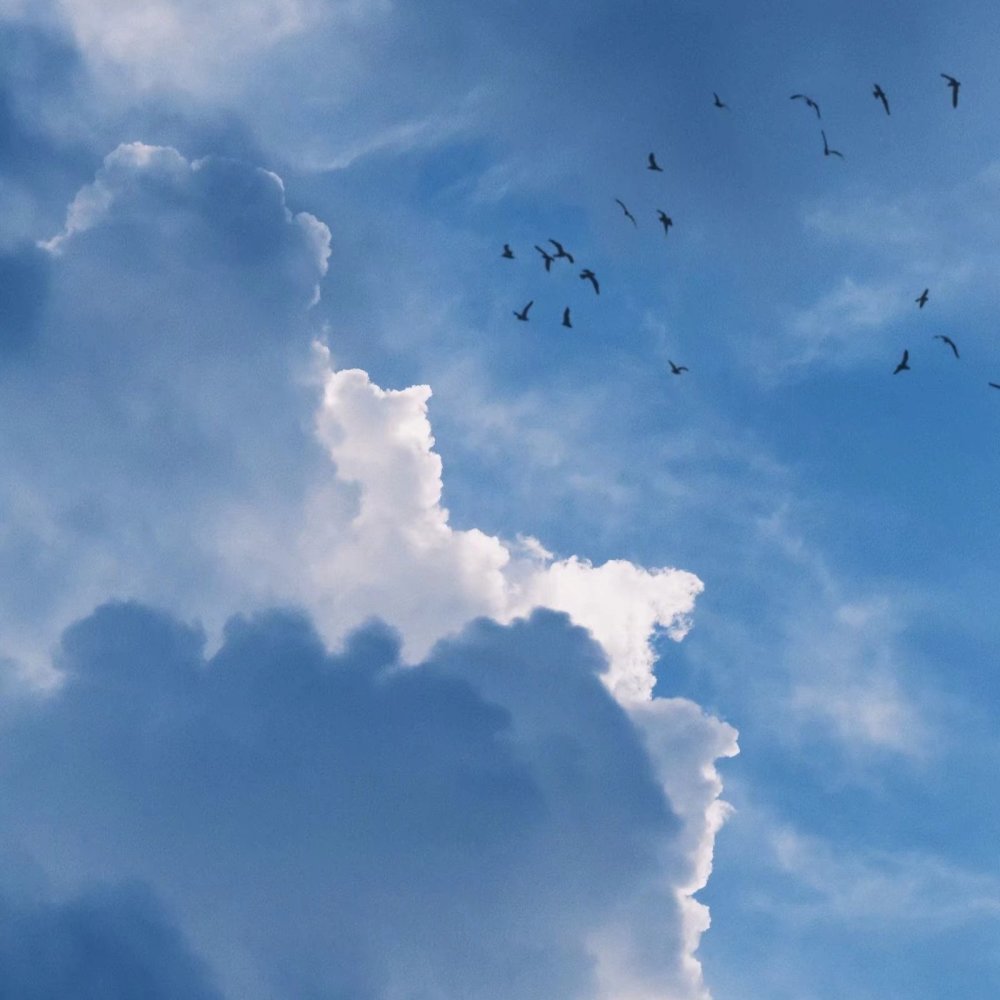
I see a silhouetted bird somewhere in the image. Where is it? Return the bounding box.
[647,152,664,172]
[615,198,638,227]
[580,269,600,294]
[934,334,960,358]
[534,245,555,272]
[657,210,673,235]
[916,288,929,308]
[873,84,890,115]
[791,94,821,118]
[562,307,572,328]
[548,239,575,264]
[821,130,844,158]
[893,349,910,374]
[941,73,960,107]
[668,360,689,375]
[501,243,514,259]
[514,301,533,321]
[713,92,728,109]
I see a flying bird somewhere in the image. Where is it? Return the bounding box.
[562,307,572,329]
[580,269,600,295]
[647,152,664,172]
[916,288,929,308]
[713,91,728,109]
[821,130,844,158]
[933,334,960,358]
[615,198,638,227]
[941,73,960,108]
[657,210,673,235]
[513,301,533,321]
[501,243,514,259]
[548,239,575,264]
[791,93,821,118]
[873,84,890,115]
[893,349,910,374]
[534,245,555,272]
[668,360,689,375]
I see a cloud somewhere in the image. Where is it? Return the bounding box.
[0,243,50,354]
[305,355,704,702]
[768,825,1000,928]
[1,600,732,1000]
[0,142,332,676]
[0,877,223,999]
[41,141,330,306]
[3,143,702,708]
[6,0,384,96]
[0,142,737,997]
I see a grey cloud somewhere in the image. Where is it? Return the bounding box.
[1,602,683,999]
[0,881,223,1000]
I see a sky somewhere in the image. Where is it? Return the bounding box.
[0,1,999,997]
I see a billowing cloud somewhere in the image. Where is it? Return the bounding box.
[1,601,733,1000]
[0,143,736,997]
[305,358,703,701]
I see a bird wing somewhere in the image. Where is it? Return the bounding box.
[615,198,628,212]
[902,349,909,363]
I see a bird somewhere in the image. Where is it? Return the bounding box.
[821,130,844,158]
[873,84,890,115]
[615,198,638,227]
[713,91,728,109]
[933,334,959,358]
[548,239,575,264]
[580,269,600,294]
[647,152,664,172]
[501,243,514,259]
[562,307,572,328]
[534,245,555,272]
[791,93,821,118]
[989,382,1000,390]
[916,288,929,308]
[941,73,960,108]
[657,210,673,235]
[514,301,533,321]
[893,349,910,374]
[668,360,689,375]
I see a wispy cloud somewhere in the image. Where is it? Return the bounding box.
[769,825,1000,928]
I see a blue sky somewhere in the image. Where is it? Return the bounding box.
[1,1,999,997]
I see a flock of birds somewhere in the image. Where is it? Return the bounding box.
[496,71,1000,390]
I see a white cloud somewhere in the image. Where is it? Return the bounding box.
[300,350,704,704]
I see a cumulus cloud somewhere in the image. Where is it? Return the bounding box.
[0,143,737,997]
[301,356,704,702]
[1,601,731,1000]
